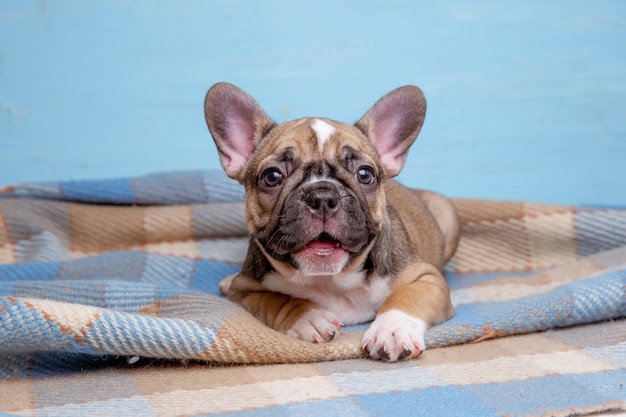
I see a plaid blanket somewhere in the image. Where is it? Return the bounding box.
[0,171,624,416]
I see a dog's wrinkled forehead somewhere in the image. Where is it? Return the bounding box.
[254,117,378,174]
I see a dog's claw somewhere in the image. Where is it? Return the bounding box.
[361,310,428,362]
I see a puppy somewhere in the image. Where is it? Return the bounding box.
[204,83,460,362]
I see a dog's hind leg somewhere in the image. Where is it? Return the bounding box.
[414,190,461,263]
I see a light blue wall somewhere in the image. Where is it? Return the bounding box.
[1,1,625,206]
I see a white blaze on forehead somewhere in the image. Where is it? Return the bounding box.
[310,119,336,153]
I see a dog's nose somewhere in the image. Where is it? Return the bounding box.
[305,186,340,217]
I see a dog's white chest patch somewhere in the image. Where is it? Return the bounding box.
[310,119,336,153]
[263,270,391,325]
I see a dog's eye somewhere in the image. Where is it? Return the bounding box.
[356,167,375,185]
[261,169,284,187]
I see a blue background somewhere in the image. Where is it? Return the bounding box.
[1,1,625,206]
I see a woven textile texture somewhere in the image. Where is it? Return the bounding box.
[0,170,624,416]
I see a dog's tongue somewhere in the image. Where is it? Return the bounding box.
[294,238,349,274]
[305,239,341,256]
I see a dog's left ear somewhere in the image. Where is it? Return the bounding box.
[204,83,275,182]
[355,86,426,177]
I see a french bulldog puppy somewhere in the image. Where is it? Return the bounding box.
[204,83,460,362]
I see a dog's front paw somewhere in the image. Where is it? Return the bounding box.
[285,308,342,343]
[361,310,427,362]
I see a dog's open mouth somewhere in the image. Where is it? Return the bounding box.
[301,233,344,256]
[292,233,350,275]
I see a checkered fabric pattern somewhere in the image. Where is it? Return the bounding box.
[0,170,624,416]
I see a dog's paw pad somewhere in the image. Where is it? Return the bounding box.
[362,309,427,362]
[285,308,342,343]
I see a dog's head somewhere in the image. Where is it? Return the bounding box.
[204,83,426,277]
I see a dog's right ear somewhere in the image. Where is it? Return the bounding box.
[204,83,275,182]
[355,86,426,178]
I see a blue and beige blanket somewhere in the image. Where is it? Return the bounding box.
[0,171,624,416]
